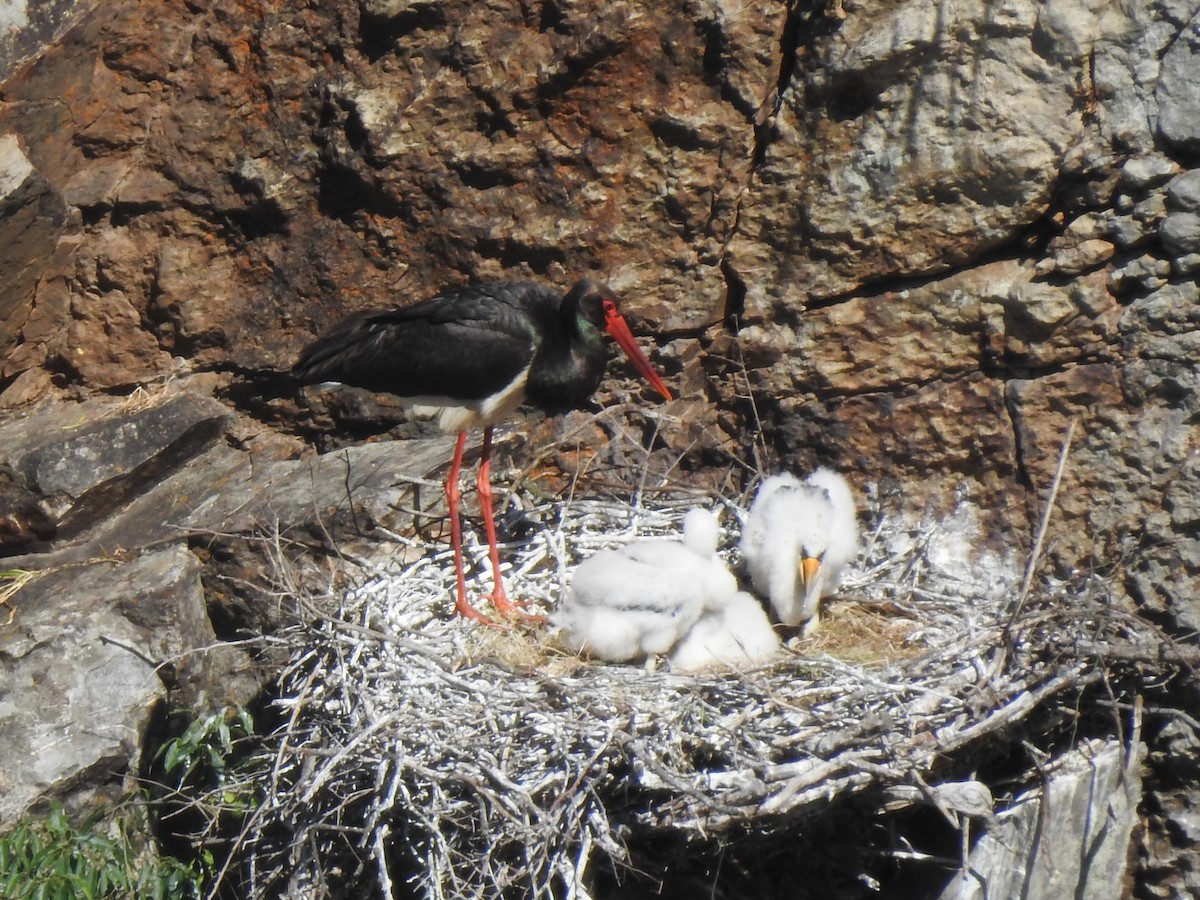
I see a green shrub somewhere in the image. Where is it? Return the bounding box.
[0,802,207,900]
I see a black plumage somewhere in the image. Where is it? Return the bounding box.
[293,278,672,622]
[296,282,553,404]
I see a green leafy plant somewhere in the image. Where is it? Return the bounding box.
[147,703,268,899]
[156,705,260,823]
[0,802,207,900]
[159,706,255,787]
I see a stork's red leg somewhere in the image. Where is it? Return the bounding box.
[446,430,490,623]
[477,427,544,621]
[477,426,515,613]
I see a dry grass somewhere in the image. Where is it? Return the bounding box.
[795,599,926,665]
[0,568,42,627]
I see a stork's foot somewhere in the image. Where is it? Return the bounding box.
[449,588,545,626]
[489,590,547,624]
[453,596,500,626]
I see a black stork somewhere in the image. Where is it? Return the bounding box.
[293,279,673,622]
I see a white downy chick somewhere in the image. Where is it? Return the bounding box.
[668,590,781,672]
[740,468,860,634]
[554,508,736,663]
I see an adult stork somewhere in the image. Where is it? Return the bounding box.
[293,279,673,622]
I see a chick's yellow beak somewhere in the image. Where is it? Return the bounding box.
[800,556,822,590]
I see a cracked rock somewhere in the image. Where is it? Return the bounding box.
[1159,212,1200,257]
[1037,237,1116,277]
[0,546,250,823]
[1173,253,1200,275]
[1120,153,1183,190]
[1104,211,1151,249]
[1166,169,1200,212]
[1109,255,1172,294]
[937,741,1141,900]
[1157,15,1200,154]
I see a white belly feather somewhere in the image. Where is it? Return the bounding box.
[401,365,532,433]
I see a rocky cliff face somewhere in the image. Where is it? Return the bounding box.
[1,0,1198,895]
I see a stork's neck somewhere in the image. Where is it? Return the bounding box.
[524,300,607,412]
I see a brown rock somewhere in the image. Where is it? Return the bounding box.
[0,133,70,358]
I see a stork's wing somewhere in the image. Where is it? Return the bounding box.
[294,301,535,401]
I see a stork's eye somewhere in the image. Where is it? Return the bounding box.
[576,294,607,328]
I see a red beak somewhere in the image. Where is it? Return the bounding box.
[603,307,673,401]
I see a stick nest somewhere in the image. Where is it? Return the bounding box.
[220,482,1176,899]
